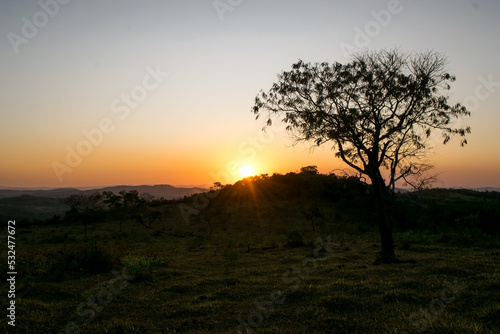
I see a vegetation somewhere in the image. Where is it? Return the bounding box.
[2,171,499,333]
[252,49,471,262]
[0,195,68,222]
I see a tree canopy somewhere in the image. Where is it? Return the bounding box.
[253,49,470,192]
[252,49,471,262]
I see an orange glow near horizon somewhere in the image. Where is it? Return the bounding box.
[1,146,500,189]
[1,2,500,190]
[1,92,499,189]
[1,120,499,189]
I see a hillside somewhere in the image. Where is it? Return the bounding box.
[3,172,499,333]
[0,184,205,199]
[92,184,206,199]
[0,187,82,199]
[0,184,205,221]
[0,195,68,220]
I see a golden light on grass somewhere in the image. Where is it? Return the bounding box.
[239,165,255,178]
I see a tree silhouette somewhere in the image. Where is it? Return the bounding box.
[301,204,322,232]
[300,165,319,175]
[252,49,471,262]
[64,191,103,238]
[119,190,140,208]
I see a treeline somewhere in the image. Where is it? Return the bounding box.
[393,189,500,236]
[21,167,500,238]
[18,190,172,230]
[63,190,173,236]
[186,167,377,233]
[199,168,500,237]
[217,169,372,214]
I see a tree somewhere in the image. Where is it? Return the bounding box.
[119,190,141,208]
[132,210,162,229]
[301,204,322,232]
[252,49,471,262]
[102,191,122,210]
[64,191,103,238]
[102,190,126,232]
[300,165,319,175]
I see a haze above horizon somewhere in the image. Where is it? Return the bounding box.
[1,0,499,189]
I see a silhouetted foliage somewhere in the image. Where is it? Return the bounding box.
[132,210,162,229]
[63,190,171,233]
[300,165,319,175]
[64,191,104,238]
[301,204,322,231]
[393,189,500,236]
[252,49,471,262]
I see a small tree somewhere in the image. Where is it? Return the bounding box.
[300,165,319,175]
[103,191,125,232]
[132,210,162,229]
[102,191,122,209]
[64,191,103,238]
[252,49,471,262]
[120,190,141,208]
[301,204,322,232]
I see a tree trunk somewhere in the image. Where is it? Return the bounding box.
[369,170,396,263]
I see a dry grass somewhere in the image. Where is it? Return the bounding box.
[2,215,499,334]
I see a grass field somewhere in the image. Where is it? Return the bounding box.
[2,207,500,334]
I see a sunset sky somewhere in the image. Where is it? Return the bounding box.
[1,0,499,189]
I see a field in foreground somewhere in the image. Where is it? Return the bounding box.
[3,220,500,334]
[2,175,500,333]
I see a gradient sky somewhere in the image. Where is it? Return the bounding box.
[1,0,499,188]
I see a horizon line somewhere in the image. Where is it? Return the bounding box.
[1,183,500,192]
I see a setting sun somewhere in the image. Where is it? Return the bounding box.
[239,165,255,178]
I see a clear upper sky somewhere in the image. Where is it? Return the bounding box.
[1,0,499,188]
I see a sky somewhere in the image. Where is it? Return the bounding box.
[1,0,499,189]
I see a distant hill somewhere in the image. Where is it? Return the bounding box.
[473,187,500,193]
[0,195,68,220]
[92,184,206,199]
[0,185,206,221]
[0,188,82,199]
[0,185,206,200]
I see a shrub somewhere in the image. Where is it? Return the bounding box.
[122,255,164,282]
[26,242,118,282]
[285,230,305,248]
[187,235,206,250]
[78,243,116,274]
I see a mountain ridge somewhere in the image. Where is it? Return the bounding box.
[0,184,206,200]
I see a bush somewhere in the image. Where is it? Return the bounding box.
[393,189,500,236]
[285,230,305,248]
[26,242,118,282]
[122,255,164,282]
[187,235,206,250]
